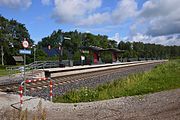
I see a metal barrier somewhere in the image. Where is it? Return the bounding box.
[6,61,59,80]
[19,77,53,108]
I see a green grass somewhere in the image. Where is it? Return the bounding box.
[0,68,9,77]
[53,59,180,103]
[0,65,21,77]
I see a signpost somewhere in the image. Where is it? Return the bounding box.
[19,49,31,55]
[19,38,31,95]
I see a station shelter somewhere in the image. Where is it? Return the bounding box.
[104,48,125,62]
[80,46,125,64]
[79,46,104,64]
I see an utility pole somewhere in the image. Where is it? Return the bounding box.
[1,46,4,65]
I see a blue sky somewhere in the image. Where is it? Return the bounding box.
[0,0,180,46]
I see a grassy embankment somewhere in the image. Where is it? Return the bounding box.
[0,65,9,77]
[0,65,22,77]
[54,59,180,103]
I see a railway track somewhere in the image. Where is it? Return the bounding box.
[0,60,166,95]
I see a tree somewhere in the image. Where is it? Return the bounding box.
[38,30,113,61]
[0,15,34,65]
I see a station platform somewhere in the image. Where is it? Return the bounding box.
[44,60,167,78]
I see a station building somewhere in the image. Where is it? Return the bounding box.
[79,46,124,64]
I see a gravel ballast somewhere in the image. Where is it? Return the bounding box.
[30,62,161,99]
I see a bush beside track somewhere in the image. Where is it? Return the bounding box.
[54,59,180,103]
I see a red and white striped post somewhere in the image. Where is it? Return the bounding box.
[19,85,23,108]
[49,79,53,102]
[19,77,53,108]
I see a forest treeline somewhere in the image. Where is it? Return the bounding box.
[0,15,180,65]
[38,29,180,61]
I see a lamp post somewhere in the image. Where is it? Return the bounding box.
[1,46,4,65]
[58,33,71,66]
[0,38,5,66]
[31,44,36,62]
[63,37,71,66]
[58,42,62,66]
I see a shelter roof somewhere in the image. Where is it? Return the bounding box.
[13,56,23,62]
[105,48,125,53]
[79,46,125,53]
[80,46,104,51]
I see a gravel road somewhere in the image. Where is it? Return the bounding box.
[47,89,180,120]
[0,88,179,120]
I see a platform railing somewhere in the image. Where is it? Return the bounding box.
[6,61,59,81]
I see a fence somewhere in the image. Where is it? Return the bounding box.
[19,77,53,108]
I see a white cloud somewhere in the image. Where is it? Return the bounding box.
[41,0,50,5]
[52,0,180,46]
[138,0,180,36]
[109,32,180,46]
[131,33,150,43]
[78,0,137,26]
[53,0,102,23]
[0,0,32,9]
[112,0,137,23]
[124,33,180,46]
[109,33,121,42]
[78,12,110,26]
[150,34,180,46]
[52,0,137,26]
[139,0,179,19]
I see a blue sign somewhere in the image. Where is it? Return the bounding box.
[19,49,31,55]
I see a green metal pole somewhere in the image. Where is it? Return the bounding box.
[24,53,26,95]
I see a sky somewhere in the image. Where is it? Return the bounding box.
[0,0,180,46]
